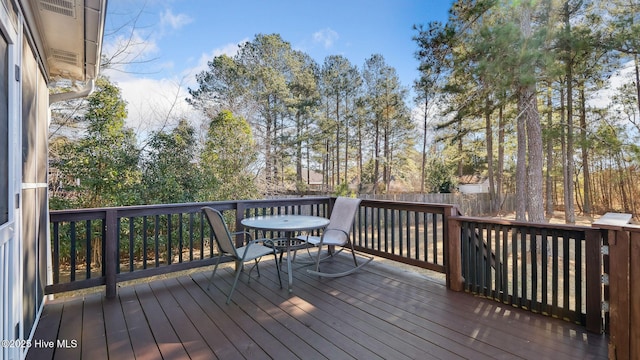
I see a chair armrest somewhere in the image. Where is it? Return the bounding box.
[231,231,255,242]
[317,228,349,245]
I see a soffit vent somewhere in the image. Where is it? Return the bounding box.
[40,0,76,18]
[51,48,78,66]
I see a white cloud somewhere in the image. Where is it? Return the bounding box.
[102,70,198,140]
[160,9,193,30]
[312,28,339,49]
[180,40,247,88]
[101,40,250,142]
[589,60,635,109]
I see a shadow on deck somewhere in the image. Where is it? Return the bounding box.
[28,255,608,359]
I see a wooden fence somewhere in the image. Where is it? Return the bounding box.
[360,193,515,216]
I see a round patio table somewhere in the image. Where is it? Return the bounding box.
[241,215,330,292]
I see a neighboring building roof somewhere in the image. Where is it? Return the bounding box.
[458,174,487,185]
[302,168,323,185]
[22,0,107,82]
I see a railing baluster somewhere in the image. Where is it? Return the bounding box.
[128,217,134,272]
[511,227,518,305]
[575,233,583,318]
[529,229,539,312]
[167,213,173,265]
[53,222,60,284]
[154,215,160,267]
[493,224,500,299]
[501,226,508,303]
[70,221,76,282]
[552,230,559,317]
[143,216,148,269]
[86,220,91,279]
[541,228,549,314]
[432,213,438,264]
[563,231,570,318]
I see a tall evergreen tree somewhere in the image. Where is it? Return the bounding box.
[142,119,200,204]
[199,110,259,201]
[57,76,141,208]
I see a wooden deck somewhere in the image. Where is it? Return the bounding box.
[27,255,608,360]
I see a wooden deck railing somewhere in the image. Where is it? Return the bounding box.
[48,198,454,297]
[592,215,639,360]
[49,197,630,341]
[448,215,603,333]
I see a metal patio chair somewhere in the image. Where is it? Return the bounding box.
[203,207,282,304]
[297,197,373,277]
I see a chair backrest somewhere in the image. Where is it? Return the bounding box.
[327,197,362,242]
[202,207,238,257]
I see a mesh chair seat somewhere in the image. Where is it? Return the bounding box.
[202,207,282,304]
[296,197,373,278]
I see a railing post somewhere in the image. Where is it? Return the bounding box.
[630,228,640,360]
[446,207,464,292]
[236,202,246,245]
[105,209,118,299]
[593,213,634,360]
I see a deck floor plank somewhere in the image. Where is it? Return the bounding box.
[261,264,452,360]
[221,266,384,360]
[147,279,218,360]
[213,267,358,360]
[102,294,136,360]
[353,260,608,359]
[192,271,321,359]
[312,260,551,358]
[118,285,163,360]
[291,261,504,360]
[175,273,271,359]
[53,297,83,360]
[80,293,108,360]
[28,256,608,360]
[25,301,63,360]
[134,283,191,359]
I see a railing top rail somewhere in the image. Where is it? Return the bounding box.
[453,214,594,232]
[49,197,333,221]
[359,198,458,213]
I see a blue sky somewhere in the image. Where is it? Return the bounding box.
[102,0,454,132]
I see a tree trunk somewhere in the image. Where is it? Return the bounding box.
[457,118,464,178]
[563,0,575,224]
[344,96,349,185]
[421,96,428,194]
[373,119,380,194]
[516,105,527,221]
[560,85,570,218]
[635,54,640,117]
[579,86,591,216]
[520,3,545,223]
[496,105,505,212]
[545,84,554,216]
[485,99,496,214]
[335,94,341,185]
[295,111,303,185]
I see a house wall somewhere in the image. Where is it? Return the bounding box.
[21,32,48,349]
[0,1,50,359]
